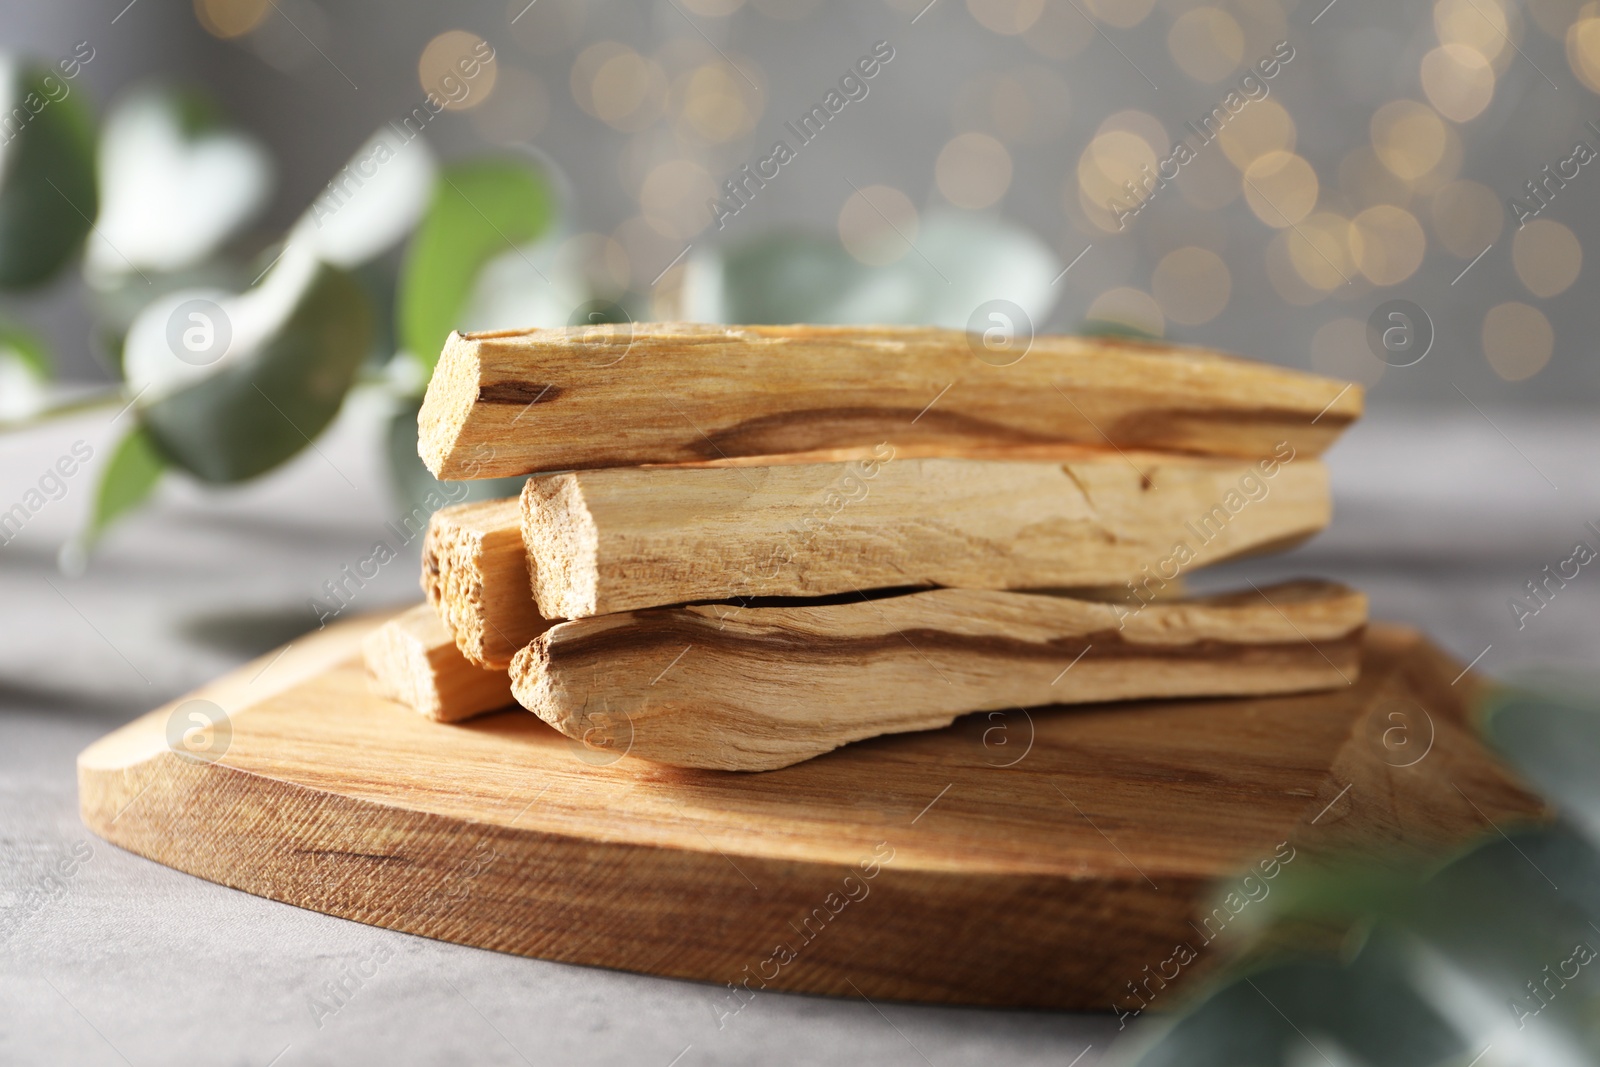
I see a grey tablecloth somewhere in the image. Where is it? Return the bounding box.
[3,396,1596,1066]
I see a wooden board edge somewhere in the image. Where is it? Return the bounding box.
[77,739,1215,1011]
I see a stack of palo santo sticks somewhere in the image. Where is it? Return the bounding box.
[363,324,1367,772]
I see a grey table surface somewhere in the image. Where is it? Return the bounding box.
[2,396,1597,1066]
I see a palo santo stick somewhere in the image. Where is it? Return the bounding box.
[422,498,550,669]
[418,324,1362,479]
[509,580,1368,771]
[363,604,514,722]
[523,450,1328,619]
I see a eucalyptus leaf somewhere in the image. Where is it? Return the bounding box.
[0,318,47,377]
[1121,934,1466,1067]
[0,58,97,289]
[1121,826,1600,1067]
[1481,682,1600,846]
[86,84,272,284]
[85,424,163,543]
[0,318,51,419]
[1080,320,1162,342]
[289,125,436,269]
[126,246,372,483]
[86,258,254,376]
[456,239,586,335]
[397,157,556,373]
[683,212,1061,330]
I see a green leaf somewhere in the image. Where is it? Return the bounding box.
[0,318,50,378]
[684,212,1061,330]
[1080,320,1162,342]
[1480,680,1600,844]
[85,424,164,544]
[397,158,556,375]
[1123,933,1466,1067]
[129,251,373,483]
[0,61,98,289]
[87,84,271,283]
[291,126,436,270]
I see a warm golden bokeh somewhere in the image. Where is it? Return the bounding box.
[1567,16,1600,91]
[571,42,667,132]
[1512,218,1583,297]
[1152,246,1232,324]
[419,30,498,111]
[1371,100,1447,180]
[1167,7,1246,84]
[1435,0,1513,64]
[1483,301,1554,380]
[839,185,920,266]
[1242,151,1319,228]
[936,133,1014,209]
[1350,204,1427,285]
[1285,212,1356,291]
[967,0,1046,35]
[598,51,669,130]
[1310,317,1386,388]
[1429,179,1503,257]
[672,60,764,144]
[1076,130,1160,232]
[193,0,270,39]
[1421,43,1496,122]
[1264,230,1327,307]
[1215,99,1296,171]
[1086,287,1165,335]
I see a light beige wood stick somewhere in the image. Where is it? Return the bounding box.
[418,324,1362,479]
[362,604,514,722]
[422,498,550,669]
[522,450,1328,619]
[509,580,1367,771]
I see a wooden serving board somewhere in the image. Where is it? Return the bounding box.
[79,614,1542,1012]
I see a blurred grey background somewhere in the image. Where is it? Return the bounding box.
[5,0,1596,403]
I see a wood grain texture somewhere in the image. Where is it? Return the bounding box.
[418,324,1362,479]
[421,497,550,669]
[522,450,1329,619]
[509,580,1368,771]
[78,613,1545,1012]
[361,604,514,722]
